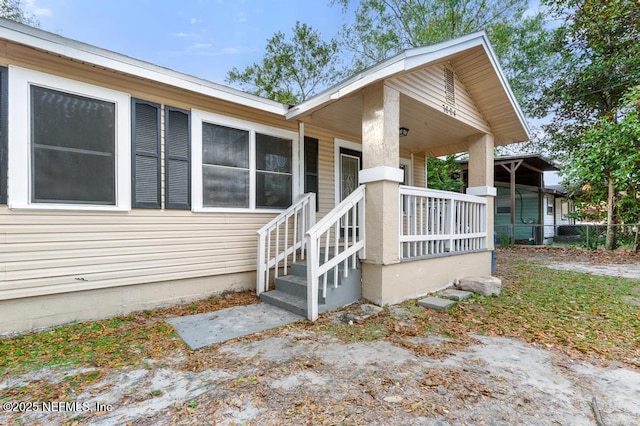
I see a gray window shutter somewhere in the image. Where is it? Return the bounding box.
[165,106,191,209]
[304,136,319,211]
[132,99,161,208]
[0,66,7,205]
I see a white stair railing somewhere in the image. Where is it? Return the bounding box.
[306,185,366,321]
[256,193,316,295]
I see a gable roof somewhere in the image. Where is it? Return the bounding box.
[0,19,529,145]
[0,18,289,115]
[287,31,530,144]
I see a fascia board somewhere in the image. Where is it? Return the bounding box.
[0,20,289,116]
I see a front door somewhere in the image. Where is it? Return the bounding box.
[339,147,362,201]
[339,147,362,238]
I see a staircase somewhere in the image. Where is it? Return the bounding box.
[260,256,362,317]
[257,185,366,321]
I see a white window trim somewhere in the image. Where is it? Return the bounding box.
[191,109,299,213]
[334,138,362,206]
[8,66,131,211]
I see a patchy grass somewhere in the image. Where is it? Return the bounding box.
[325,321,390,342]
[448,259,640,364]
[0,291,259,375]
[1,249,638,413]
[306,249,640,366]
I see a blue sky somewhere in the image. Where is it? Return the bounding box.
[23,0,351,84]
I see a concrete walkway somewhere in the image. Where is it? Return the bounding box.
[167,303,304,350]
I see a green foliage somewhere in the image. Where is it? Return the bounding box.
[0,0,38,26]
[226,21,341,104]
[536,0,640,155]
[333,0,554,114]
[561,87,640,243]
[426,155,463,192]
[468,260,640,358]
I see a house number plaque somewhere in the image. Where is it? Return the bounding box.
[442,104,457,117]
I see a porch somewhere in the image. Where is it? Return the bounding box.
[257,32,528,320]
[257,184,490,320]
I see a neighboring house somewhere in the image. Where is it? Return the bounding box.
[461,155,576,245]
[0,19,529,333]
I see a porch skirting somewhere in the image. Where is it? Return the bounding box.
[0,272,255,334]
[361,251,491,306]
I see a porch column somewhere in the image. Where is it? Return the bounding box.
[466,133,496,250]
[359,83,403,304]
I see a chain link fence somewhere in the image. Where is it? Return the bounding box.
[495,223,640,250]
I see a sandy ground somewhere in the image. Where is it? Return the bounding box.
[544,261,640,280]
[2,252,639,425]
[3,316,639,425]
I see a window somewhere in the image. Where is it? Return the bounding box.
[9,66,130,210]
[202,123,250,208]
[256,133,292,209]
[561,200,570,220]
[132,99,161,208]
[192,110,297,211]
[547,197,554,215]
[496,198,511,215]
[32,86,116,204]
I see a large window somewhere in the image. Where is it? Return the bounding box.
[256,133,292,209]
[192,110,297,211]
[9,66,130,210]
[202,123,250,208]
[30,86,116,204]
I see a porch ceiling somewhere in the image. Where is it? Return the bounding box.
[298,90,486,157]
[289,31,530,156]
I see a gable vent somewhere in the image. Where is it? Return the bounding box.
[444,67,455,105]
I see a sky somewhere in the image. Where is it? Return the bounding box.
[23,0,351,84]
[21,0,561,185]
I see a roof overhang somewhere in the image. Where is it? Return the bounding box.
[286,31,530,146]
[0,18,289,115]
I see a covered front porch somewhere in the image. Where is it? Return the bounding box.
[257,31,529,320]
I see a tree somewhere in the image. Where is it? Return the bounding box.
[333,0,554,113]
[0,0,38,26]
[535,0,640,154]
[561,87,640,250]
[426,156,463,192]
[226,22,341,104]
[536,0,640,249]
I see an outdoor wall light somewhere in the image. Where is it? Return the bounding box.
[399,127,409,137]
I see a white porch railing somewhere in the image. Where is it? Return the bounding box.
[256,193,316,294]
[399,186,487,260]
[306,185,366,321]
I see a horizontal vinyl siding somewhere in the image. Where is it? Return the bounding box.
[0,41,299,300]
[495,187,539,240]
[388,63,491,134]
[0,207,274,299]
[304,125,344,220]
